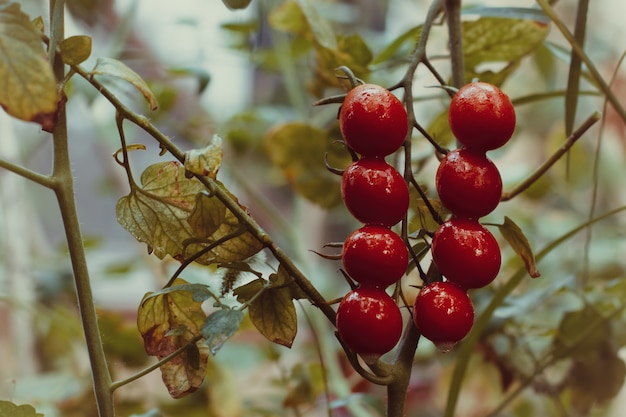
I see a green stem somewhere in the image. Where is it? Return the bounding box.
[445,0,465,88]
[50,2,113,416]
[537,0,626,124]
[501,112,600,201]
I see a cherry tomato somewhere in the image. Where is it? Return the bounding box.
[413,281,474,352]
[431,218,501,289]
[341,157,409,227]
[340,84,408,157]
[435,148,502,219]
[342,225,408,288]
[448,82,516,152]
[336,287,403,361]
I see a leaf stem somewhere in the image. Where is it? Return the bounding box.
[501,111,600,201]
[0,159,54,188]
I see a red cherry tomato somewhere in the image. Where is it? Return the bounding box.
[341,157,409,227]
[413,281,474,352]
[342,225,408,288]
[431,218,501,289]
[340,84,408,157]
[448,82,516,152]
[435,148,502,219]
[336,287,403,361]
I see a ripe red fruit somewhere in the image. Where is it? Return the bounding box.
[435,148,502,219]
[342,225,408,288]
[413,281,474,352]
[341,157,409,227]
[431,218,501,289]
[339,84,408,157]
[448,82,516,152]
[336,287,403,361]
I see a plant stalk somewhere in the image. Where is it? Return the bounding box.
[50,1,114,416]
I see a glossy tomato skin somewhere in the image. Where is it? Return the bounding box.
[435,148,502,219]
[342,225,409,288]
[431,218,501,289]
[448,82,516,152]
[336,287,403,359]
[340,84,408,158]
[341,157,409,227]
[413,281,474,350]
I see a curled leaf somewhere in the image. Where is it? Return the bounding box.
[137,278,209,398]
[184,134,223,178]
[91,57,158,110]
[497,216,540,278]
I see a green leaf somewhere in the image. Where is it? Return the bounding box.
[462,17,550,79]
[496,216,541,278]
[91,57,158,110]
[426,108,455,148]
[247,272,298,347]
[137,278,209,398]
[462,7,550,22]
[0,400,43,417]
[184,134,223,178]
[264,122,349,208]
[142,282,217,304]
[296,0,336,50]
[552,306,610,358]
[0,2,58,130]
[59,35,92,66]
[269,0,309,36]
[372,25,422,65]
[202,309,245,354]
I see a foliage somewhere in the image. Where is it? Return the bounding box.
[0,1,625,417]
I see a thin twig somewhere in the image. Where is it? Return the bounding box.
[501,112,600,201]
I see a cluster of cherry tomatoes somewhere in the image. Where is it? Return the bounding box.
[414,82,516,351]
[333,81,516,359]
[335,84,410,362]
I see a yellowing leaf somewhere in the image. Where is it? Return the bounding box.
[59,35,92,66]
[188,192,227,239]
[234,269,298,347]
[91,57,158,110]
[116,161,203,260]
[264,122,349,208]
[0,401,43,417]
[497,216,540,278]
[184,197,264,265]
[117,162,262,264]
[184,134,223,178]
[0,2,58,130]
[137,278,209,398]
